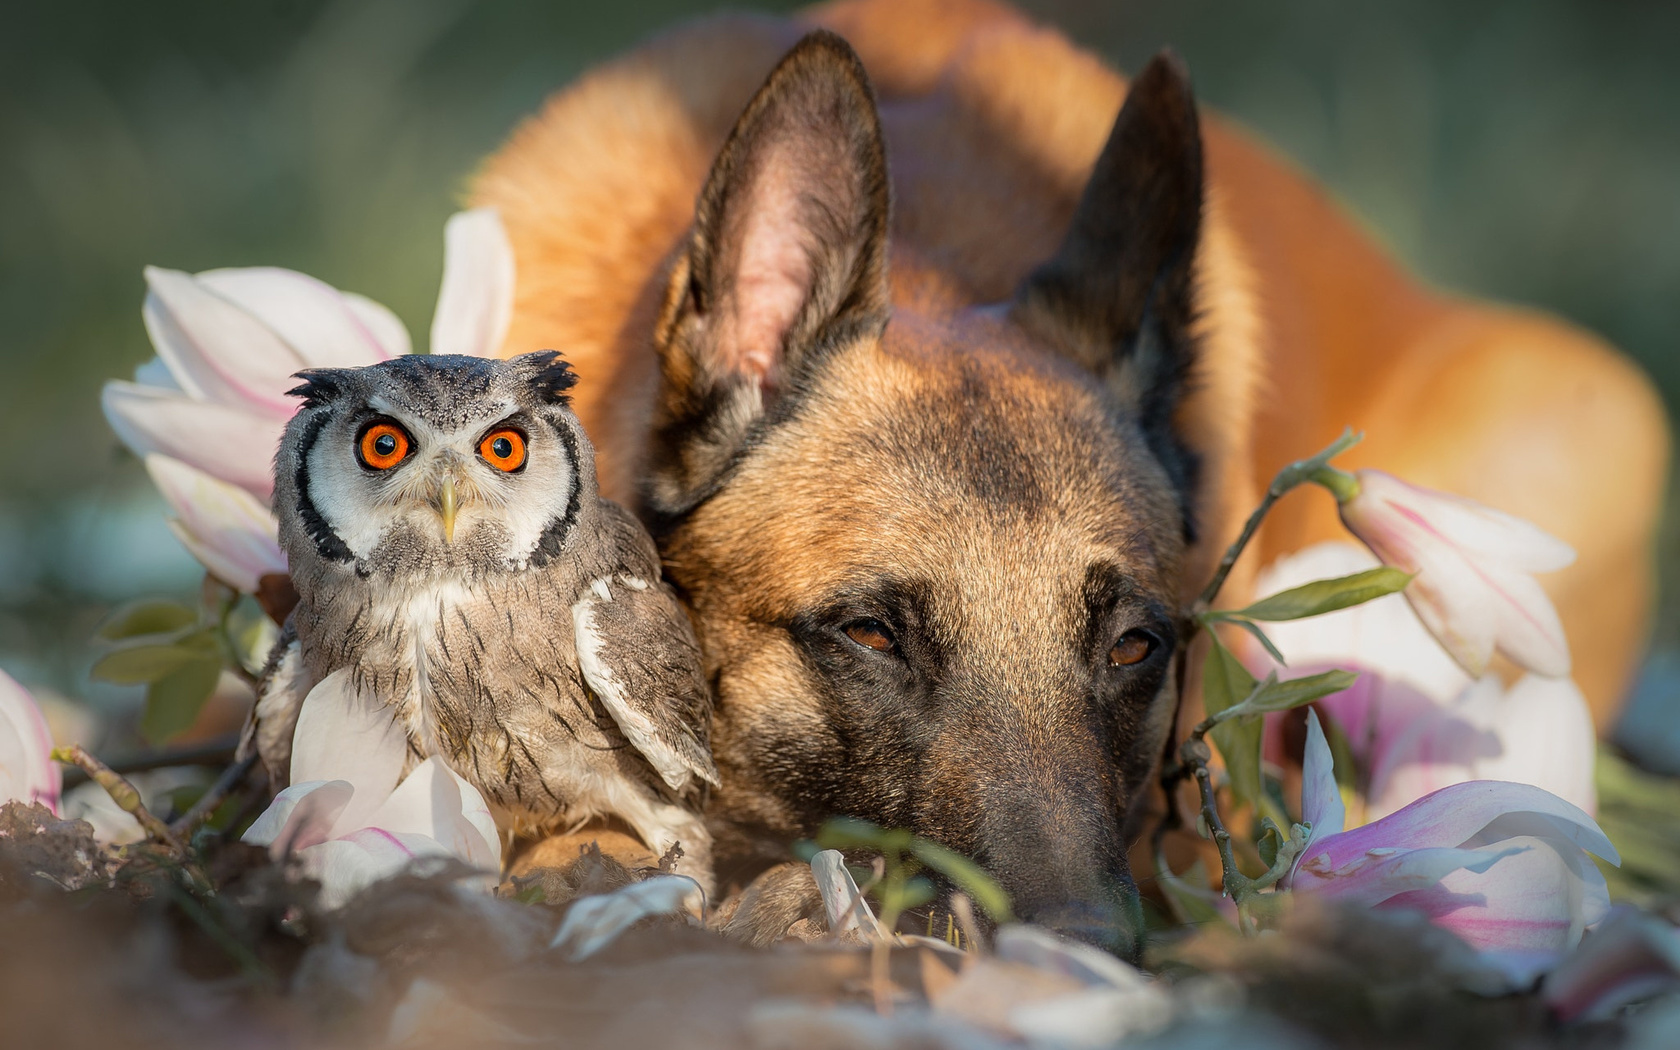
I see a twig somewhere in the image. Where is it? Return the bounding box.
[1191,428,1361,615]
[51,745,185,854]
[169,754,257,838]
[59,734,239,789]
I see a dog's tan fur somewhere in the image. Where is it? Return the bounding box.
[473,0,1670,941]
[475,0,1667,725]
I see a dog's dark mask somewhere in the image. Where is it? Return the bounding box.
[643,31,1205,956]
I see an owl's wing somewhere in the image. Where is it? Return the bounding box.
[236,621,313,791]
[570,528,719,793]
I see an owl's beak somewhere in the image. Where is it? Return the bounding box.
[436,474,458,544]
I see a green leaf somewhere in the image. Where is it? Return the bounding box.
[910,838,1014,922]
[1157,859,1231,928]
[141,657,222,744]
[815,817,913,855]
[96,599,197,643]
[1225,618,1287,665]
[90,632,219,685]
[1202,633,1263,812]
[1256,820,1281,870]
[1231,567,1413,622]
[1231,669,1360,718]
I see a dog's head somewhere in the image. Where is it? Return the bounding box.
[644,31,1204,954]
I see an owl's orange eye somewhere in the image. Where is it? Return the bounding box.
[479,427,527,472]
[357,422,411,470]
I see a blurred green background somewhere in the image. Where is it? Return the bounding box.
[1,0,1675,759]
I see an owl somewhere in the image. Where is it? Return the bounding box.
[239,351,718,886]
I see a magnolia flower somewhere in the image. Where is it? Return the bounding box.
[242,669,500,908]
[1542,908,1680,1023]
[1332,469,1574,678]
[0,670,60,813]
[1251,542,1597,819]
[1287,709,1618,985]
[102,208,515,591]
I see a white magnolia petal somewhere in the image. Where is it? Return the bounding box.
[1355,471,1576,574]
[0,670,60,812]
[197,267,404,367]
[1301,710,1345,846]
[144,455,285,592]
[142,267,308,417]
[103,381,282,500]
[302,828,444,909]
[361,757,500,872]
[241,779,355,856]
[429,208,515,358]
[342,292,412,360]
[133,356,181,391]
[1253,542,1472,706]
[1471,675,1596,815]
[1366,676,1505,822]
[288,670,407,832]
[1484,568,1572,678]
[549,876,705,960]
[1403,538,1500,679]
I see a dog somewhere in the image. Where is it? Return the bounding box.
[472,0,1670,949]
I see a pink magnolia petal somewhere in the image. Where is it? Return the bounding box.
[1308,780,1614,876]
[103,380,283,500]
[1352,471,1576,573]
[288,670,407,832]
[1484,568,1572,678]
[144,455,285,592]
[1383,834,1609,986]
[1366,676,1505,821]
[1544,910,1680,1023]
[1301,709,1345,845]
[429,208,514,358]
[142,267,308,418]
[1400,537,1499,679]
[1292,843,1520,904]
[0,670,60,812]
[197,267,409,366]
[241,779,355,856]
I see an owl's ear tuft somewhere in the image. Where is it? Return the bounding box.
[517,350,579,406]
[288,369,351,409]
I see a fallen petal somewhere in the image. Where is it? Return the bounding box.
[810,848,886,940]
[549,875,705,960]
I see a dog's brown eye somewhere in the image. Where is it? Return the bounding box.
[1109,631,1155,667]
[844,619,896,654]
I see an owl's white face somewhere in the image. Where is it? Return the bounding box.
[280,354,586,576]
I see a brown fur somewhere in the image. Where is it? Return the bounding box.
[473,0,1670,945]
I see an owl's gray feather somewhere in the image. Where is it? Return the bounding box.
[237,352,715,884]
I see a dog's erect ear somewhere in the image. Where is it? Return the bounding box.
[1012,51,1204,533]
[646,30,890,520]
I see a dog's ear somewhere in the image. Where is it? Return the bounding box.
[1012,51,1203,534]
[646,30,890,520]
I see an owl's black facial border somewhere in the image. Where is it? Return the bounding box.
[294,408,355,564]
[528,415,584,568]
